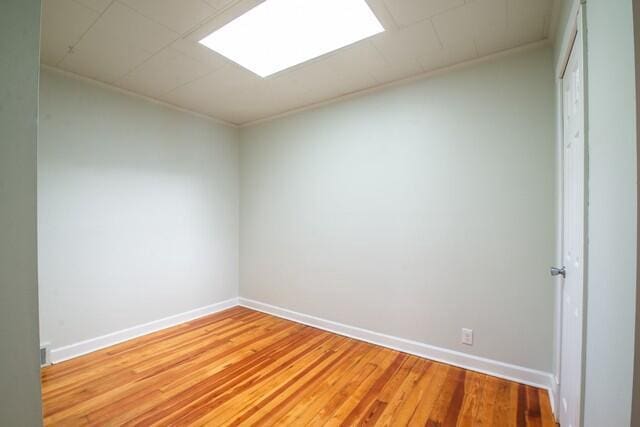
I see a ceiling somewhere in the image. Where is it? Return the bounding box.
[41,0,557,126]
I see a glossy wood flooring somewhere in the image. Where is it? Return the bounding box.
[42,306,557,426]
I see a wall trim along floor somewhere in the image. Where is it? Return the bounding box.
[47,296,557,417]
[49,297,239,363]
[237,297,557,416]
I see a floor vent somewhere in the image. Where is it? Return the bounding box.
[40,344,50,366]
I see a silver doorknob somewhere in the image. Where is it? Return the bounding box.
[550,266,566,278]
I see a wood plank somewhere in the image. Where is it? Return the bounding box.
[473,374,501,426]
[41,307,557,426]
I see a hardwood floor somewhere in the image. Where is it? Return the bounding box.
[41,306,556,426]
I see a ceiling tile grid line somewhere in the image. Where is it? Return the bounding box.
[117,0,215,35]
[100,1,188,87]
[179,0,250,39]
[40,0,99,66]
[546,0,563,44]
[113,34,235,98]
[73,0,114,13]
[57,1,184,84]
[114,47,222,99]
[428,15,447,53]
[369,0,399,31]
[52,0,238,83]
[50,0,116,67]
[40,0,558,124]
[381,0,466,28]
[142,62,225,101]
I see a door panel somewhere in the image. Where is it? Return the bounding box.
[559,15,585,427]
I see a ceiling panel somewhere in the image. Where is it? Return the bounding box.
[41,0,557,125]
[507,0,553,44]
[40,0,100,66]
[119,0,216,34]
[431,5,479,63]
[365,0,401,31]
[187,0,263,42]
[115,47,213,98]
[58,37,152,83]
[98,3,180,52]
[231,66,326,123]
[470,0,510,56]
[202,0,240,10]
[161,64,260,117]
[327,42,388,85]
[292,52,379,101]
[58,2,179,83]
[170,37,230,70]
[382,0,465,27]
[74,0,114,14]
[371,19,441,83]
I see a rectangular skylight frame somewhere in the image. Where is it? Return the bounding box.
[198,0,384,78]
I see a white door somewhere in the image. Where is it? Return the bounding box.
[558,14,585,427]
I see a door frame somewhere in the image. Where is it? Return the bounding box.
[632,0,640,423]
[554,0,588,423]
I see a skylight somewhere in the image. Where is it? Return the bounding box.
[198,0,384,78]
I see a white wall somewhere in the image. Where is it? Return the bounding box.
[0,0,43,423]
[582,0,637,425]
[240,46,556,373]
[38,68,239,351]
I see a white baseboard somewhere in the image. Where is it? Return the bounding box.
[49,297,239,363]
[548,379,558,417]
[549,374,560,417]
[238,297,557,413]
[46,296,558,420]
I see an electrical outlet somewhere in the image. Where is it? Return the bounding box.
[461,328,473,345]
